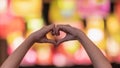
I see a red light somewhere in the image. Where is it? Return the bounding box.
[0,14,25,39]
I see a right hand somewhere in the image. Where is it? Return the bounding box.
[54,24,83,45]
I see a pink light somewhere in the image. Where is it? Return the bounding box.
[53,52,68,67]
[0,14,25,39]
[73,47,92,65]
[20,49,37,66]
[76,0,110,18]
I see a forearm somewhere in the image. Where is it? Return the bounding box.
[0,36,34,68]
[77,32,112,68]
[0,24,55,68]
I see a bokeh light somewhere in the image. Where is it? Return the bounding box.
[0,0,120,67]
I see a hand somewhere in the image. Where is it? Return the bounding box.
[29,24,82,46]
[54,24,82,45]
[30,24,56,45]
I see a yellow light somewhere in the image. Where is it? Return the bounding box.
[10,0,42,18]
[106,14,120,34]
[107,37,120,57]
[57,0,75,10]
[86,16,106,50]
[62,40,81,54]
[26,18,44,32]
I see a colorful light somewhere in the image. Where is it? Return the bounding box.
[20,49,37,66]
[76,0,110,18]
[106,14,120,43]
[73,47,91,65]
[33,43,53,65]
[87,29,104,42]
[62,40,81,55]
[57,0,75,18]
[0,0,7,14]
[0,14,25,39]
[49,0,79,22]
[26,18,44,32]
[107,37,120,57]
[114,0,120,19]
[86,16,106,50]
[6,32,24,54]
[106,14,120,63]
[10,0,42,18]
[1,0,120,66]
[53,52,68,67]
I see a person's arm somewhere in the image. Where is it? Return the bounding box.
[56,25,112,68]
[77,31,112,68]
[0,24,56,68]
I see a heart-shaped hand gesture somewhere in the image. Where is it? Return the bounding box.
[30,24,82,46]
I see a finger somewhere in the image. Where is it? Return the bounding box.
[55,25,60,36]
[40,24,55,36]
[57,34,75,45]
[51,27,56,35]
[54,39,58,48]
[40,38,56,45]
[56,25,72,34]
[45,24,55,32]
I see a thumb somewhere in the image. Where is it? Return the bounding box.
[56,34,74,45]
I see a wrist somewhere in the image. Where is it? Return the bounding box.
[26,35,36,45]
[77,31,86,41]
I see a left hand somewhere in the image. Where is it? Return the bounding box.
[30,24,56,45]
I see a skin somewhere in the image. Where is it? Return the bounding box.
[0,24,56,68]
[55,25,112,68]
[0,24,112,68]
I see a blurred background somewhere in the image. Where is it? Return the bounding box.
[0,0,120,68]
